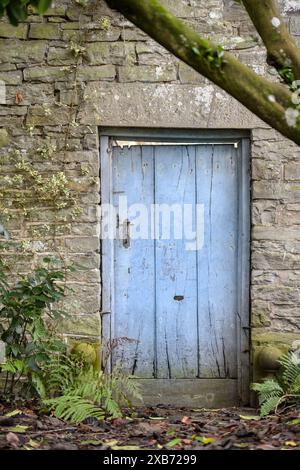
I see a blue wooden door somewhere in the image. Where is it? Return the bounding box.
[110,142,248,406]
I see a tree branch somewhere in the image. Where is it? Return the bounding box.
[105,0,300,145]
[242,0,300,82]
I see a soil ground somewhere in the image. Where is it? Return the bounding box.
[1,403,300,450]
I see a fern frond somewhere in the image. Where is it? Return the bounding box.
[44,396,105,424]
[42,354,143,423]
[252,379,283,405]
[260,396,280,417]
[253,352,300,416]
[290,374,300,394]
[279,353,300,390]
[104,396,122,418]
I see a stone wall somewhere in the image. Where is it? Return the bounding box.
[0,0,300,367]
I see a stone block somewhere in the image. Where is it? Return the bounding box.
[253,181,300,201]
[0,63,16,71]
[65,236,99,253]
[79,82,262,128]
[65,252,100,271]
[290,16,300,35]
[0,40,46,63]
[284,163,300,180]
[252,240,300,270]
[251,300,271,327]
[61,284,100,315]
[5,83,55,105]
[252,226,300,241]
[55,150,98,163]
[24,66,72,82]
[252,159,283,180]
[0,128,8,148]
[29,23,61,40]
[0,22,28,39]
[85,42,135,65]
[58,313,101,336]
[77,65,116,81]
[252,201,277,225]
[44,6,67,16]
[178,63,206,84]
[26,104,70,126]
[136,42,173,66]
[252,330,300,348]
[251,284,299,304]
[118,65,177,83]
[84,27,121,42]
[0,71,22,85]
[47,47,77,65]
[121,28,147,41]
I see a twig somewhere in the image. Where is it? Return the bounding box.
[27,427,76,436]
[0,426,76,435]
[275,394,300,415]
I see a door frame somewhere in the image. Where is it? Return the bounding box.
[99,128,251,404]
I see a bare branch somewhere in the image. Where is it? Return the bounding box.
[242,0,300,82]
[105,0,300,144]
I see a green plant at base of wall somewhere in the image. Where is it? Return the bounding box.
[40,340,142,424]
[252,352,300,416]
[0,258,71,397]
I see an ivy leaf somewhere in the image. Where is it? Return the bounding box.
[111,445,141,450]
[191,46,200,56]
[239,414,261,421]
[288,418,300,426]
[193,436,216,444]
[36,0,52,14]
[7,425,28,433]
[27,438,40,448]
[80,440,103,446]
[166,438,181,447]
[284,440,297,447]
[5,409,22,417]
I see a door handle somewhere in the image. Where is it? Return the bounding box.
[123,219,131,248]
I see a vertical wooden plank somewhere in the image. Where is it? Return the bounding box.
[237,138,251,403]
[197,144,238,378]
[155,145,198,378]
[100,136,113,370]
[112,145,156,377]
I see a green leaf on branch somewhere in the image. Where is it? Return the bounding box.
[36,0,52,14]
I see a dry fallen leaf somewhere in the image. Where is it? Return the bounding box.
[193,436,216,445]
[80,440,103,446]
[7,425,28,433]
[5,409,22,418]
[167,438,182,447]
[284,440,297,447]
[6,432,20,448]
[181,416,191,425]
[239,414,261,421]
[288,418,300,426]
[111,445,141,450]
[182,438,192,444]
[15,92,23,104]
[28,439,40,449]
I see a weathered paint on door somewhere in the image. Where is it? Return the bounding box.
[107,140,249,407]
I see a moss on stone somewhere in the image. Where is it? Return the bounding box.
[71,342,98,366]
[0,129,8,148]
[252,330,300,381]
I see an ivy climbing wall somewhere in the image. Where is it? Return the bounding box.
[0,0,300,368]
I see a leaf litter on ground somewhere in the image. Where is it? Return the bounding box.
[0,404,300,450]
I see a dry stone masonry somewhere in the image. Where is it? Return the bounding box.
[0,0,300,375]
